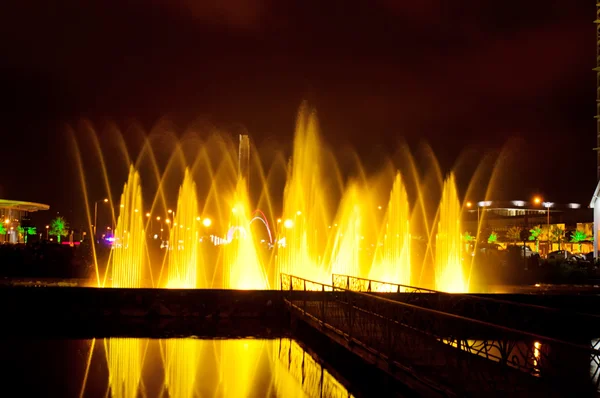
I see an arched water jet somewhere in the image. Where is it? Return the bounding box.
[110,167,145,288]
[435,174,466,293]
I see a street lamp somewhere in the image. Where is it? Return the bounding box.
[45,225,49,240]
[93,198,109,236]
[202,217,212,227]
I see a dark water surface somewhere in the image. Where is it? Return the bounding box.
[0,337,357,397]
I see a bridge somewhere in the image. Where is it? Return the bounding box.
[281,273,600,397]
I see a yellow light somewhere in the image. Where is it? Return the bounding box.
[284,219,294,229]
[533,196,542,205]
[166,219,171,224]
[276,218,282,223]
[232,207,237,213]
[145,212,151,217]
[4,219,9,224]
[466,201,472,208]
[202,218,212,227]
[103,198,109,203]
[196,216,201,221]
[296,211,302,216]
[168,209,172,214]
[120,204,125,208]
[156,216,161,221]
[45,225,49,229]
[377,205,382,210]
[134,209,139,213]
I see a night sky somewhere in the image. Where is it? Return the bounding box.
[0,1,595,226]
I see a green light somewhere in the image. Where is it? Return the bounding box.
[528,225,542,253]
[462,232,474,242]
[49,216,69,244]
[570,228,590,253]
[487,232,498,244]
[0,224,6,235]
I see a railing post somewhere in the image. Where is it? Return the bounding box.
[322,284,326,325]
[303,279,306,315]
[368,280,371,292]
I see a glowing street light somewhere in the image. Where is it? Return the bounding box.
[466,201,472,208]
[276,218,282,223]
[45,225,49,240]
[146,212,151,217]
[284,219,294,229]
[533,196,542,205]
[156,216,161,221]
[202,218,212,227]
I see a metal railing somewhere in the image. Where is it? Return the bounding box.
[331,274,600,337]
[281,273,600,396]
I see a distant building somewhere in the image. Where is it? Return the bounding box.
[0,199,50,243]
[464,200,592,255]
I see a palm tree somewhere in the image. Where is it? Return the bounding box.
[550,225,565,251]
[570,228,590,253]
[529,225,543,253]
[49,216,69,244]
[506,226,521,244]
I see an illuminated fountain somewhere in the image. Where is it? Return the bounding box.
[223,179,269,289]
[166,169,202,288]
[369,173,411,288]
[435,174,465,292]
[278,106,334,284]
[74,103,478,293]
[109,167,145,288]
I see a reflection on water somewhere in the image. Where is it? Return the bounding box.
[74,338,353,397]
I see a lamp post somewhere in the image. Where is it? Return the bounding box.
[93,198,108,237]
[45,225,49,240]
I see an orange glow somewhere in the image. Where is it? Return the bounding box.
[533,196,542,205]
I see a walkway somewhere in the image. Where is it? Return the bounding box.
[281,274,600,397]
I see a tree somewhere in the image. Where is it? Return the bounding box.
[17,226,37,243]
[570,228,590,253]
[49,217,69,243]
[462,232,474,242]
[0,223,5,236]
[506,226,521,244]
[488,232,498,244]
[550,225,565,250]
[529,225,543,253]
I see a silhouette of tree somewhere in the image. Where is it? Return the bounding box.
[507,226,521,244]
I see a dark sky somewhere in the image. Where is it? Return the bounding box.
[0,1,596,226]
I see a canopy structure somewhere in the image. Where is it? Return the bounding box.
[0,199,49,212]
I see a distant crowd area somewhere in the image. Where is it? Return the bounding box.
[0,242,94,278]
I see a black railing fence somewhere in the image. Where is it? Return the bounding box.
[281,273,600,396]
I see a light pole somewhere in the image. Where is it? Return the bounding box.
[156,216,162,239]
[93,198,108,237]
[45,225,49,240]
[544,202,551,252]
